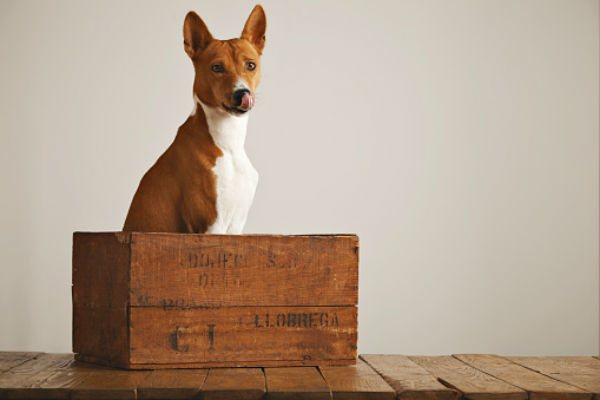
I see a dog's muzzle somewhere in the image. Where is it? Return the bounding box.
[233,89,253,111]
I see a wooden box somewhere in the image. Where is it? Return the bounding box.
[72,232,358,369]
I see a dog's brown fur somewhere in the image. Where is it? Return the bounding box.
[123,6,266,232]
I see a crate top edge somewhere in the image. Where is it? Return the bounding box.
[73,231,358,239]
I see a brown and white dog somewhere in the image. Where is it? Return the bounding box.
[123,6,266,233]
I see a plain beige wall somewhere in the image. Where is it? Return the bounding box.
[0,0,598,355]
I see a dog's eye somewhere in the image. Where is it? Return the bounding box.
[211,64,225,73]
[246,61,256,71]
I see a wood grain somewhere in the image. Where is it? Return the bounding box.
[75,356,356,369]
[2,353,600,400]
[36,359,117,399]
[0,353,74,399]
[320,358,396,400]
[129,306,357,367]
[409,356,527,400]
[30,356,150,400]
[0,352,42,373]
[265,367,331,400]
[128,233,359,307]
[201,368,265,400]
[137,368,208,399]
[360,355,459,400]
[508,357,600,399]
[454,354,592,400]
[68,369,151,400]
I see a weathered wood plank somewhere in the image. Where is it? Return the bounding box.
[454,354,592,400]
[129,306,357,367]
[201,368,265,400]
[68,368,151,400]
[508,357,600,399]
[265,367,331,400]
[409,356,527,400]
[76,356,354,369]
[320,358,396,400]
[360,355,459,400]
[137,368,208,399]
[34,358,116,399]
[0,352,43,373]
[0,353,74,399]
[128,233,359,307]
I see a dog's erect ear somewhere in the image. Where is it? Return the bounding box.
[183,11,213,58]
[241,5,266,55]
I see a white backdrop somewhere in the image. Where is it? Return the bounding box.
[0,0,598,355]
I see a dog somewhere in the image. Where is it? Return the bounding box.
[123,5,266,233]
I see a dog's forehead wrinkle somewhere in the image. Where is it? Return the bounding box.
[203,40,251,69]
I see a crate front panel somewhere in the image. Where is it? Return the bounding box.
[128,306,357,365]
[129,233,359,307]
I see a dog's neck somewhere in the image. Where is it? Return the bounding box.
[192,94,249,153]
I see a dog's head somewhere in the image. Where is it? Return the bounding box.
[184,5,266,116]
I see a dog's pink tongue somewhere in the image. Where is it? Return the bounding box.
[239,92,253,110]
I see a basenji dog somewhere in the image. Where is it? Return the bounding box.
[123,5,266,233]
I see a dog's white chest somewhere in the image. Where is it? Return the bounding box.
[210,150,258,233]
[199,101,258,234]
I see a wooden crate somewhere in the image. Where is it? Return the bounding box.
[72,232,358,369]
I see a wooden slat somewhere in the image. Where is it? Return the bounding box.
[36,359,106,399]
[265,367,331,399]
[31,361,151,400]
[137,368,208,399]
[409,356,527,400]
[68,368,151,400]
[0,353,74,399]
[76,354,355,369]
[128,233,359,307]
[360,355,459,400]
[0,352,43,373]
[508,357,600,399]
[201,368,265,400]
[454,354,592,400]
[35,357,150,400]
[320,358,396,400]
[129,306,357,367]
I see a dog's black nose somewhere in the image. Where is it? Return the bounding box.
[233,89,251,107]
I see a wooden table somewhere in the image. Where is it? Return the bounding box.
[0,352,599,399]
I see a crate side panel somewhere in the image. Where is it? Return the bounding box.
[72,232,131,308]
[129,306,357,365]
[72,232,131,365]
[129,233,358,307]
[73,306,130,367]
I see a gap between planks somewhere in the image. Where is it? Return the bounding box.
[408,355,527,400]
[453,354,593,400]
[361,354,461,400]
[507,357,600,400]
